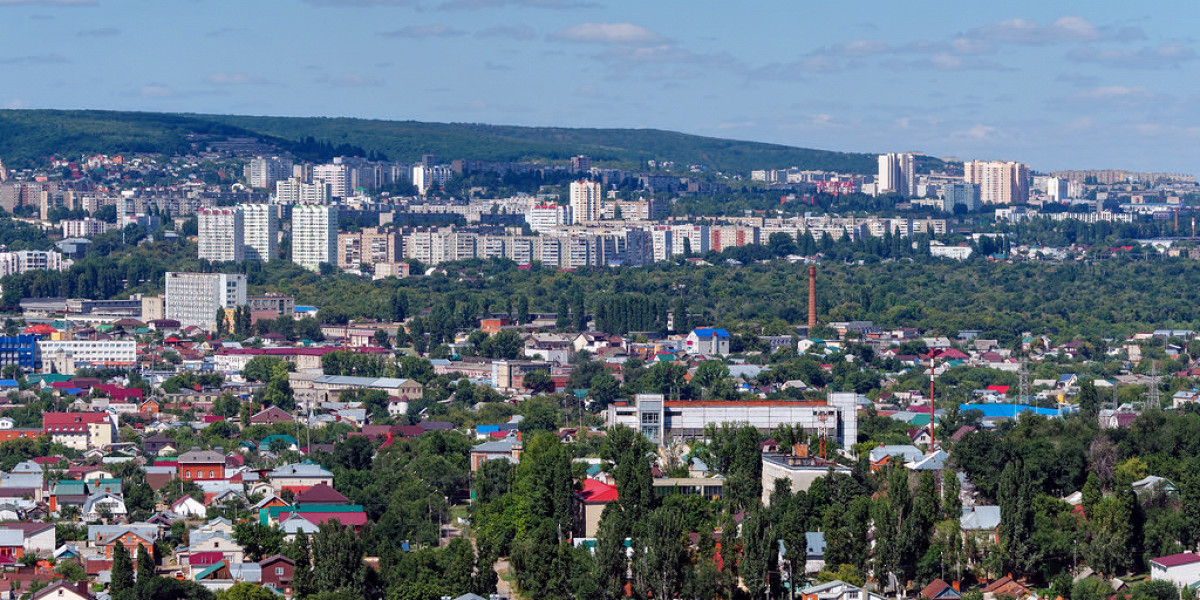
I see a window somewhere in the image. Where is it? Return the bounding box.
[276,567,284,576]
[209,470,214,478]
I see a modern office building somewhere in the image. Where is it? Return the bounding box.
[292,204,338,271]
[37,340,137,369]
[570,180,603,224]
[964,160,1030,204]
[877,152,916,196]
[164,272,247,331]
[240,204,278,262]
[0,335,40,372]
[197,208,245,262]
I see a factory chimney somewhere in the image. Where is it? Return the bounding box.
[807,265,817,330]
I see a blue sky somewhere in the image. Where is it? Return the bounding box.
[1,0,1197,174]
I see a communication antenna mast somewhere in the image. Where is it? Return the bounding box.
[1148,360,1159,411]
[1019,360,1030,406]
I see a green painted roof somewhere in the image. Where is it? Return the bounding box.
[193,561,226,580]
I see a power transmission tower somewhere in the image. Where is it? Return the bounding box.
[1019,360,1030,405]
[1148,360,1159,411]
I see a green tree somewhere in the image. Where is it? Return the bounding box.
[111,540,135,599]
[234,522,285,562]
[1078,378,1099,417]
[242,355,287,383]
[311,522,367,598]
[523,370,555,395]
[634,506,690,600]
[291,532,315,600]
[218,582,278,600]
[740,508,774,600]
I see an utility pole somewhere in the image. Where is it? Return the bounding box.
[1149,360,1159,410]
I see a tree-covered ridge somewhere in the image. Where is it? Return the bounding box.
[0,109,876,173]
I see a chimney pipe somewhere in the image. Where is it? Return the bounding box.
[807,265,817,330]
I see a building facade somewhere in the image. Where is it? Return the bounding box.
[570,180,603,224]
[292,205,338,271]
[964,160,1030,205]
[877,152,916,196]
[164,272,248,330]
[197,208,245,263]
[240,203,278,262]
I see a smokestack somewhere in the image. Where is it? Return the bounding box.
[807,265,817,330]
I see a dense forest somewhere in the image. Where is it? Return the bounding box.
[0,109,877,173]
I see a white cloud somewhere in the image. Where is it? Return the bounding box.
[834,39,888,56]
[3,99,27,109]
[440,0,595,9]
[953,125,995,140]
[969,16,1102,44]
[550,22,662,44]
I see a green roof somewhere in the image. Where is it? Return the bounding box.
[193,561,226,580]
[908,414,932,426]
[260,504,364,525]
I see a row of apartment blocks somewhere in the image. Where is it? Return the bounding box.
[338,215,951,269]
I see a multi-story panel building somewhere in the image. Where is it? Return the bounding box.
[964,160,1030,204]
[877,153,916,196]
[313,164,350,199]
[0,251,69,277]
[247,293,295,316]
[37,340,137,368]
[164,272,247,331]
[941,183,981,212]
[412,165,452,195]
[526,204,570,233]
[240,204,278,262]
[570,180,602,224]
[292,205,338,271]
[336,227,403,270]
[669,224,710,256]
[61,218,112,238]
[245,157,294,189]
[197,208,245,263]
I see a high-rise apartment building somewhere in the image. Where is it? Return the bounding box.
[313,164,351,199]
[571,155,591,174]
[1045,177,1068,203]
[197,208,245,262]
[292,204,338,271]
[877,153,916,196]
[337,227,403,271]
[245,157,294,189]
[164,272,247,331]
[526,204,571,233]
[964,160,1030,204]
[240,204,278,262]
[412,165,452,195]
[941,183,981,212]
[570,180,603,224]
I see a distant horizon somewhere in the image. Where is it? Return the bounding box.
[3,106,1186,178]
[1,0,1195,175]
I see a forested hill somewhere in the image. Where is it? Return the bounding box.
[0,109,876,173]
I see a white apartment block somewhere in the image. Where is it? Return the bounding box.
[412,165,452,195]
[245,157,294,189]
[197,208,245,263]
[526,204,571,234]
[669,224,709,256]
[650,227,673,262]
[570,180,602,224]
[0,251,69,277]
[292,204,338,271]
[964,160,1030,204]
[37,340,137,368]
[313,164,351,198]
[164,272,247,331]
[240,204,278,262]
[877,153,916,196]
[275,178,330,205]
[61,218,112,238]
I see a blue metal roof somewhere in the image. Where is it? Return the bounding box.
[960,403,1060,418]
[692,328,730,338]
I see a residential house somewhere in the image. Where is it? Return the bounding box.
[804,531,826,574]
[469,437,522,472]
[30,581,93,600]
[573,479,618,539]
[43,412,116,450]
[260,554,295,594]
[685,328,730,356]
[82,492,126,522]
[1151,552,1200,587]
[960,505,1002,544]
[800,580,886,600]
[170,496,208,519]
[868,445,924,471]
[178,448,226,481]
[920,579,962,600]
[249,406,294,426]
[268,462,334,494]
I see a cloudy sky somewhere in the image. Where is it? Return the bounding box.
[2,0,1198,173]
